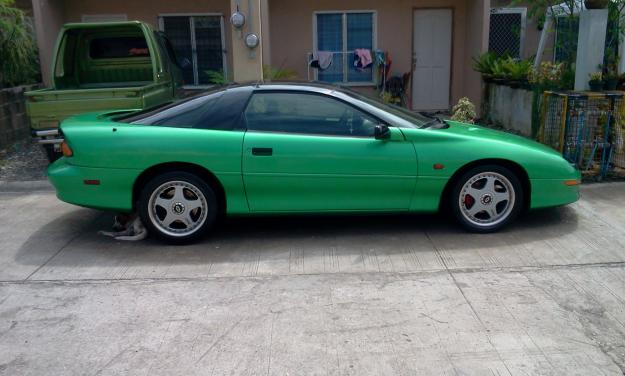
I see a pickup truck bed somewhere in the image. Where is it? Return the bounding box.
[27,82,172,131]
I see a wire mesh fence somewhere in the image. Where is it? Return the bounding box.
[540,91,625,178]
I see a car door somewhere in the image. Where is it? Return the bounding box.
[241,91,418,212]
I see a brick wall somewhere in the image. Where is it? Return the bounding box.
[0,85,38,150]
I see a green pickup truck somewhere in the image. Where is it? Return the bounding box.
[26,21,187,161]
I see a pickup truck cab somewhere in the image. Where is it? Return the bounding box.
[26,21,186,161]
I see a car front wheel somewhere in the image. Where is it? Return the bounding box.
[138,172,218,243]
[451,165,523,233]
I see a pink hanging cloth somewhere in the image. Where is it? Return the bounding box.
[354,49,373,69]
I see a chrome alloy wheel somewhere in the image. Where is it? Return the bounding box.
[148,180,208,237]
[458,172,515,228]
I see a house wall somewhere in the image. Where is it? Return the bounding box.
[33,0,234,85]
[268,0,489,110]
[32,0,65,86]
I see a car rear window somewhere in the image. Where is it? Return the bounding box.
[89,37,150,59]
[127,92,223,128]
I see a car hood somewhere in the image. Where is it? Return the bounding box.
[402,120,561,156]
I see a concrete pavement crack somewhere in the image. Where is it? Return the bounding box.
[0,260,624,286]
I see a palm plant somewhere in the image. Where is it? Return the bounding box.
[263,65,298,81]
[204,70,230,85]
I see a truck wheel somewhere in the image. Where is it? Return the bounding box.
[43,145,61,163]
[138,172,218,244]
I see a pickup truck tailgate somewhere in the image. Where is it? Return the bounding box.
[26,82,172,130]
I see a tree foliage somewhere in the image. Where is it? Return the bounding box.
[0,0,39,88]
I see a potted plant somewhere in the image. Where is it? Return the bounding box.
[588,72,604,91]
[502,58,532,89]
[604,72,618,90]
[472,52,498,82]
[618,73,625,90]
[603,60,619,90]
[584,0,609,9]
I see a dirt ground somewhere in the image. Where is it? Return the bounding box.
[0,141,48,181]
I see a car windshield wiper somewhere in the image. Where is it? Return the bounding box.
[420,116,445,129]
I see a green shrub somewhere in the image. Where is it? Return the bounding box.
[451,97,477,124]
[473,53,532,82]
[528,62,566,89]
[263,65,298,81]
[502,58,532,81]
[472,52,499,76]
[204,70,230,85]
[0,0,39,87]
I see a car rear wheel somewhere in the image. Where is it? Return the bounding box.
[138,172,217,243]
[450,165,523,233]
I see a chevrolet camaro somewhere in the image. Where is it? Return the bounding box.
[48,83,581,243]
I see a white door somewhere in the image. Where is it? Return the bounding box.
[412,9,452,111]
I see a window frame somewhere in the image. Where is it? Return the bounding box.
[312,10,378,86]
[243,90,384,138]
[158,13,227,89]
[488,7,527,58]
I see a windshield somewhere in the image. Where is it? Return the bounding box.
[334,86,431,128]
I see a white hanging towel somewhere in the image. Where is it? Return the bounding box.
[313,51,334,70]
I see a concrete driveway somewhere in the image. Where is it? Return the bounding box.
[1,182,625,375]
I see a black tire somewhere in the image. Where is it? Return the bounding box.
[450,164,523,233]
[138,171,218,244]
[43,145,61,163]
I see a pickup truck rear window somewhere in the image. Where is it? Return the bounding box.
[90,37,150,59]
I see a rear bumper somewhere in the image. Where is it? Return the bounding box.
[530,176,581,209]
[33,128,63,149]
[47,158,140,212]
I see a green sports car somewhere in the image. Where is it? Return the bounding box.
[48,83,580,243]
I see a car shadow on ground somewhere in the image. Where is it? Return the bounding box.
[14,205,579,270]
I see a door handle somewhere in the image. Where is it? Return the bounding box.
[251,147,273,156]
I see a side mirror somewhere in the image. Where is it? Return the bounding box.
[178,57,192,69]
[374,124,391,140]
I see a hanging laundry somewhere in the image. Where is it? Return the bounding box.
[353,49,373,70]
[374,50,385,66]
[310,51,333,71]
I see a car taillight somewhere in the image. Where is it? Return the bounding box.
[61,141,73,157]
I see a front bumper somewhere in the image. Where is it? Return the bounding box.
[47,158,140,212]
[530,175,581,209]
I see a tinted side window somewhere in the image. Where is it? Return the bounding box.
[131,92,223,128]
[244,93,378,137]
[89,37,150,59]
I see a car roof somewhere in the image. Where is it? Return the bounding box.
[221,81,345,95]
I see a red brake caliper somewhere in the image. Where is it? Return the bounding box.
[464,194,475,208]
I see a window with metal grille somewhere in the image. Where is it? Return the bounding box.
[489,9,526,57]
[554,16,579,63]
[159,15,226,87]
[314,11,376,84]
